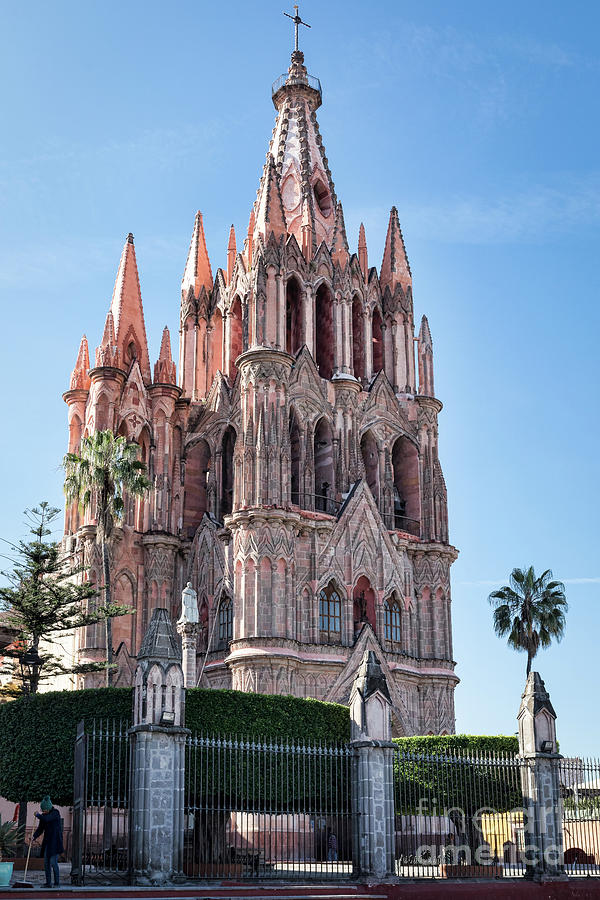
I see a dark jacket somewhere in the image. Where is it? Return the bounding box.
[33,808,64,857]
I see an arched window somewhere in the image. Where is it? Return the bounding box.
[286,277,303,356]
[391,435,420,536]
[290,411,301,506]
[229,297,243,379]
[313,417,334,512]
[183,439,211,537]
[384,595,402,649]
[352,295,365,381]
[319,582,342,643]
[221,426,236,518]
[218,595,233,648]
[372,307,383,374]
[315,283,334,379]
[210,308,224,377]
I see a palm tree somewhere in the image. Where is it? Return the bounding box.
[488,566,567,677]
[63,430,151,685]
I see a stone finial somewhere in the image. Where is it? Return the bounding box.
[177,582,199,626]
[350,649,392,741]
[518,671,557,756]
[153,326,176,385]
[358,222,368,278]
[227,224,236,284]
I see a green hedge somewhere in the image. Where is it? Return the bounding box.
[0,685,519,811]
[393,734,521,817]
[0,687,349,805]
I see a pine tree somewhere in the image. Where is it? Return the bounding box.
[0,501,129,697]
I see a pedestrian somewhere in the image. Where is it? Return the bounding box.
[327,828,338,862]
[33,796,63,888]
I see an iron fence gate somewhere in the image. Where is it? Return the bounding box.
[393,746,525,879]
[183,734,353,879]
[71,719,131,885]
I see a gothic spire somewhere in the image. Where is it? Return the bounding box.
[109,233,151,382]
[418,315,432,348]
[95,309,120,368]
[254,154,287,243]
[331,202,349,268]
[227,225,236,284]
[69,335,91,391]
[380,207,412,293]
[358,223,368,279]
[254,48,336,250]
[154,326,176,385]
[182,211,213,299]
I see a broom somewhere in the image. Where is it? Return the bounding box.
[12,836,35,889]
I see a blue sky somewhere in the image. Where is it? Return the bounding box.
[1,0,598,755]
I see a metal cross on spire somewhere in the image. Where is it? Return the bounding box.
[284,5,311,52]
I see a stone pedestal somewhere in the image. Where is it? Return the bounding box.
[350,649,395,879]
[130,724,188,884]
[129,607,189,885]
[177,621,199,688]
[518,671,567,882]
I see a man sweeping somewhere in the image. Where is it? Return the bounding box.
[33,797,63,888]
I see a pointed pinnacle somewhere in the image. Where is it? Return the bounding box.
[109,233,151,381]
[419,314,432,347]
[358,223,368,278]
[227,225,236,284]
[154,326,176,384]
[331,203,349,268]
[380,206,412,291]
[70,335,91,391]
[182,211,213,297]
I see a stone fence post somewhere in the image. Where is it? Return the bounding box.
[350,649,396,879]
[129,608,190,885]
[517,671,566,881]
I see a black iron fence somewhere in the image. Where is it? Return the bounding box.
[393,746,525,879]
[561,756,600,876]
[183,733,353,880]
[70,721,600,884]
[71,719,131,885]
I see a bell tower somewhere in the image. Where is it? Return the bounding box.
[64,15,459,735]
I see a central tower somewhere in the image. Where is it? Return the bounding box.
[65,40,458,736]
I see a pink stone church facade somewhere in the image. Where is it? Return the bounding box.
[63,47,458,736]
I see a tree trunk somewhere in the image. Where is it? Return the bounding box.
[101,539,113,687]
[526,651,532,677]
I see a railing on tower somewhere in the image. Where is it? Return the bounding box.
[291,491,341,516]
[382,513,421,538]
[271,73,322,100]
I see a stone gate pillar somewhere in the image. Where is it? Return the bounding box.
[130,608,190,884]
[517,671,566,881]
[350,649,395,879]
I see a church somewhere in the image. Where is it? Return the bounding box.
[63,36,458,736]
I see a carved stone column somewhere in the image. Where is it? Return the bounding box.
[350,649,395,879]
[518,672,567,882]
